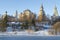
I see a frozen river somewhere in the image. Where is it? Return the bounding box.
[0,36,60,40]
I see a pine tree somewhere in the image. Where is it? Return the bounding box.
[1,11,8,32]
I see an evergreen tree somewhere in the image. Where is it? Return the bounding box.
[1,11,8,32]
[31,14,36,31]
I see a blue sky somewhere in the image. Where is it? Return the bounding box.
[0,0,60,16]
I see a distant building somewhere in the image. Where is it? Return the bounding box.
[53,5,59,17]
[1,5,60,32]
[18,9,36,22]
[38,4,49,22]
[34,4,51,30]
[51,6,60,25]
[18,12,24,22]
[0,14,3,21]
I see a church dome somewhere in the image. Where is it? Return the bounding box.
[23,9,32,16]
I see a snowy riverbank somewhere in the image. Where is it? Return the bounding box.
[0,30,52,36]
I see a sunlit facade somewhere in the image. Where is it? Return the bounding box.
[18,9,36,22]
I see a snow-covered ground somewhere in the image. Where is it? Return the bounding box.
[0,30,51,36]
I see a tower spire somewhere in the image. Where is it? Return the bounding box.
[40,4,43,11]
[3,11,7,19]
[15,10,18,18]
[39,4,45,16]
[53,5,59,16]
[5,11,7,14]
[15,10,18,22]
[38,4,46,21]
